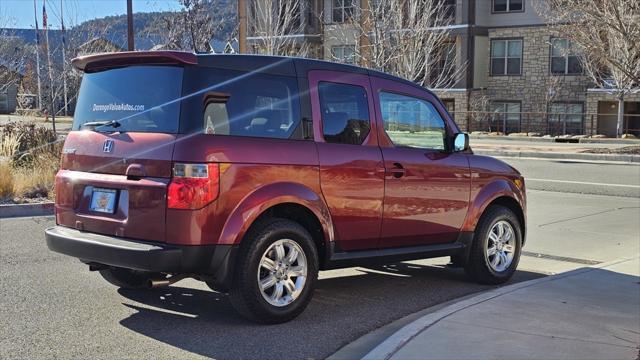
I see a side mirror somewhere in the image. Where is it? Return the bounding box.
[453,133,469,152]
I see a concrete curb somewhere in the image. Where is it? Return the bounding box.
[0,202,54,218]
[474,149,640,163]
[470,135,640,144]
[360,256,638,360]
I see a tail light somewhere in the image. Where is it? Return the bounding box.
[167,163,219,209]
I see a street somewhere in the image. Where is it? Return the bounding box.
[1,157,639,359]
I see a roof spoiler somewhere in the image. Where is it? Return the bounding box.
[71,51,198,72]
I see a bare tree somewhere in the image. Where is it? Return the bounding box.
[469,93,491,132]
[536,0,640,137]
[159,0,221,53]
[328,0,466,89]
[247,0,309,56]
[0,13,28,95]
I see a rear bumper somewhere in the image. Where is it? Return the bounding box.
[45,226,237,288]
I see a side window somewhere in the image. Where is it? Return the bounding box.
[379,91,447,150]
[318,82,371,145]
[200,72,301,139]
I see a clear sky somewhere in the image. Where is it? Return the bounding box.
[1,0,182,29]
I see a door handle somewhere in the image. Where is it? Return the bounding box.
[388,163,405,178]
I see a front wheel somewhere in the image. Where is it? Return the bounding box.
[229,218,319,324]
[465,205,522,285]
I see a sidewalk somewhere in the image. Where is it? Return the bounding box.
[358,257,639,360]
[470,137,640,162]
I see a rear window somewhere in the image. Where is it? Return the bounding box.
[182,67,301,139]
[73,66,183,133]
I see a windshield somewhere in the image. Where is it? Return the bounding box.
[73,66,184,133]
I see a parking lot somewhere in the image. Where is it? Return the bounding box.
[1,157,639,359]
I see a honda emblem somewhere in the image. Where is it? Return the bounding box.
[103,139,114,153]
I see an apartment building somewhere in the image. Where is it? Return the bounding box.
[238,0,640,137]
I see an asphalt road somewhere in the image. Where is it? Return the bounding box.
[1,157,639,359]
[0,215,541,359]
[499,157,640,197]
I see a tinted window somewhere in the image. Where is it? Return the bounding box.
[319,82,370,145]
[186,69,301,139]
[379,92,446,150]
[73,66,183,133]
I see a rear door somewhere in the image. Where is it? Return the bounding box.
[370,77,471,248]
[56,65,184,242]
[308,70,384,251]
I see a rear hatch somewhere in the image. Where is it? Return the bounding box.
[56,62,186,242]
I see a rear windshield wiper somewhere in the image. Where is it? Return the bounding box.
[82,120,122,130]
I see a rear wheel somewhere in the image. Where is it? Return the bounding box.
[99,267,164,289]
[229,218,318,324]
[465,205,522,285]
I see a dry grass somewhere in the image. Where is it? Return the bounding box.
[11,152,59,199]
[0,123,60,202]
[0,161,14,199]
[0,131,22,159]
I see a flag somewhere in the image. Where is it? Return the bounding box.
[42,4,47,30]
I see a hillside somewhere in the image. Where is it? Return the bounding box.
[71,0,237,50]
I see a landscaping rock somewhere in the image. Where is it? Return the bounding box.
[622,133,637,139]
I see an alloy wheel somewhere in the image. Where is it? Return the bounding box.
[257,239,308,307]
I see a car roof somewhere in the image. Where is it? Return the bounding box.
[73,51,433,96]
[196,54,429,92]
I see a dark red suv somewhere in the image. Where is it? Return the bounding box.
[46,51,526,323]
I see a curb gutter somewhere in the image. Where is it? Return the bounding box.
[474,150,640,163]
[360,256,638,360]
[0,202,54,218]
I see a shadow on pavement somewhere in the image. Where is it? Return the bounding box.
[117,262,544,359]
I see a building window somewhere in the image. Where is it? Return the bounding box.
[442,99,455,120]
[491,101,521,134]
[331,45,356,64]
[332,0,354,23]
[493,0,524,13]
[549,102,583,135]
[490,39,522,76]
[319,82,371,145]
[380,92,447,150]
[550,38,582,75]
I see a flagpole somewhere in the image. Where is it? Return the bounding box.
[33,0,42,110]
[60,0,67,116]
[43,2,56,132]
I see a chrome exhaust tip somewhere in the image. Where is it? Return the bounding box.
[147,274,188,289]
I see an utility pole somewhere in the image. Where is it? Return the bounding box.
[127,0,134,51]
[238,0,246,53]
[33,0,42,110]
[61,0,68,116]
[43,2,56,133]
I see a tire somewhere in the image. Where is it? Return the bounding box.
[99,267,164,289]
[465,205,522,285]
[229,218,319,324]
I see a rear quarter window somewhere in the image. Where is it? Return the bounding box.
[183,67,302,139]
[73,66,183,133]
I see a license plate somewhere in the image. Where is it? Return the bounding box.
[90,188,117,214]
